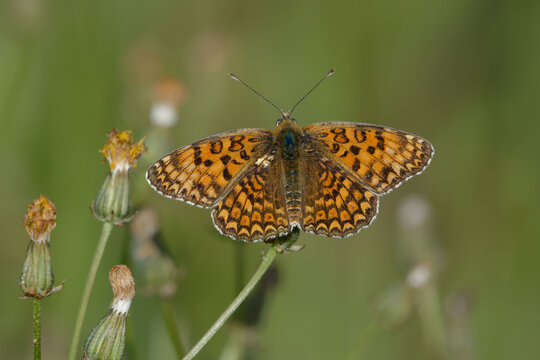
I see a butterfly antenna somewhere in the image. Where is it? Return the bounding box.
[289,69,335,115]
[228,73,283,115]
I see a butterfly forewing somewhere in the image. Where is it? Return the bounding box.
[303,122,434,195]
[211,152,290,242]
[301,153,378,237]
[146,129,272,207]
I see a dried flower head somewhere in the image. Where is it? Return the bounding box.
[109,265,135,310]
[99,129,146,173]
[19,196,63,298]
[83,265,135,360]
[24,195,57,242]
[150,77,187,127]
[154,77,186,107]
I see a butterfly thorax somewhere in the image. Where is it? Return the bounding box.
[275,120,299,158]
[274,118,303,226]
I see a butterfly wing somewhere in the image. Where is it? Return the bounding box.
[303,122,434,195]
[212,152,290,242]
[301,152,378,237]
[146,128,273,207]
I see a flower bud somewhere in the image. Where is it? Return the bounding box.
[92,129,146,225]
[19,196,63,298]
[83,265,135,360]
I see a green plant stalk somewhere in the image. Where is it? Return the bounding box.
[68,222,114,360]
[415,282,447,354]
[182,247,277,360]
[33,298,41,360]
[345,317,380,360]
[162,298,186,359]
[218,324,248,360]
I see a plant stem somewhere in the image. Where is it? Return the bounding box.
[346,317,380,360]
[162,298,186,359]
[415,282,447,355]
[68,222,114,360]
[33,298,41,360]
[182,247,277,360]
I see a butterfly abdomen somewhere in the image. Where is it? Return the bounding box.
[284,164,302,226]
[274,124,303,226]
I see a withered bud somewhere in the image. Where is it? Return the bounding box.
[19,196,63,298]
[83,265,135,360]
[150,77,187,128]
[24,195,56,242]
[109,265,135,312]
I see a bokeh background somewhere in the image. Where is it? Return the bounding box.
[1,0,539,359]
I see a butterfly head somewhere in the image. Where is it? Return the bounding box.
[276,112,297,126]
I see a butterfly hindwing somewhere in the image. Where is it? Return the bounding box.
[301,153,378,237]
[303,122,434,195]
[146,129,272,207]
[212,153,290,242]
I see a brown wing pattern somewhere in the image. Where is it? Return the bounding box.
[146,129,272,207]
[303,122,433,195]
[211,154,290,242]
[301,154,378,237]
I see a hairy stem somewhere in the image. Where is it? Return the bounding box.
[33,298,41,360]
[162,298,186,359]
[68,222,113,360]
[182,247,277,360]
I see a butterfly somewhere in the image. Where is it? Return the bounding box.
[146,72,434,242]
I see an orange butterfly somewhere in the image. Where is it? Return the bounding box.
[147,71,434,242]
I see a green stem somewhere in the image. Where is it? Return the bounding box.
[162,298,186,359]
[68,222,114,360]
[182,247,277,360]
[345,317,380,360]
[415,283,447,355]
[33,298,41,360]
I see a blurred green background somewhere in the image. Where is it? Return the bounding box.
[1,0,540,359]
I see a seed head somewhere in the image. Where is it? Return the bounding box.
[24,195,56,243]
